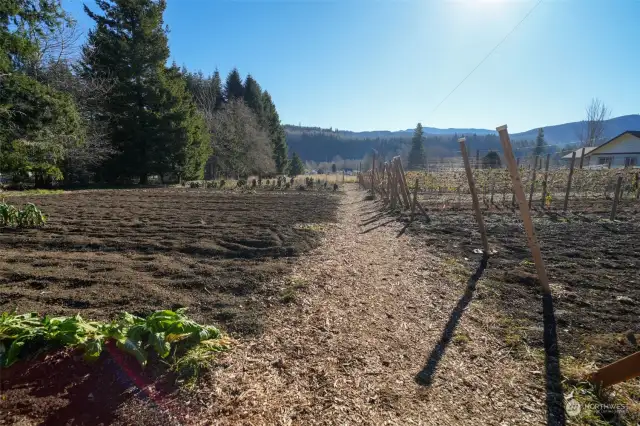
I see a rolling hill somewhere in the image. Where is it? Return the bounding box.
[285,115,640,162]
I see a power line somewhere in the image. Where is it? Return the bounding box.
[428,0,544,117]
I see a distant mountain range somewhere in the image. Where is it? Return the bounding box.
[331,114,640,144]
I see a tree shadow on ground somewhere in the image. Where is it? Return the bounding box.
[542,293,566,426]
[415,256,487,386]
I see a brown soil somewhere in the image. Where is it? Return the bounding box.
[1,344,183,426]
[188,185,554,424]
[0,188,339,335]
[2,185,637,424]
[404,196,640,365]
[0,188,338,425]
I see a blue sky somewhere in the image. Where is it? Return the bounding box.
[62,0,640,133]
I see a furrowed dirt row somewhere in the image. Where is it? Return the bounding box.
[0,189,339,335]
[403,202,640,365]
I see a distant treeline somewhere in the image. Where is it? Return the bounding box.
[286,128,573,165]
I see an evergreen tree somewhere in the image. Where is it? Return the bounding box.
[211,69,224,110]
[408,123,425,170]
[0,0,82,186]
[81,0,209,183]
[262,91,288,173]
[482,151,501,169]
[534,128,546,157]
[224,67,244,101]
[243,74,263,123]
[331,163,337,173]
[288,152,304,176]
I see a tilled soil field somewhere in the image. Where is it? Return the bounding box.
[406,196,640,365]
[0,188,339,335]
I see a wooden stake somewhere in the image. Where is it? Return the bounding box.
[410,178,419,222]
[459,138,489,257]
[611,175,623,220]
[497,125,550,294]
[371,153,376,196]
[589,351,640,388]
[528,155,538,209]
[390,163,398,209]
[564,151,576,212]
[386,163,392,204]
[511,157,521,207]
[579,147,585,169]
[396,157,412,208]
[541,153,551,208]
[475,149,480,170]
[394,158,411,209]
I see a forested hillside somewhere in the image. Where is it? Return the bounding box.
[285,114,640,164]
[286,127,560,165]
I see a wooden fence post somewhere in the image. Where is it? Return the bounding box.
[371,153,376,194]
[541,153,551,208]
[579,147,585,169]
[390,163,398,209]
[611,175,623,220]
[475,149,480,170]
[528,155,539,209]
[397,158,412,205]
[511,157,521,206]
[386,163,392,204]
[410,178,419,222]
[394,159,410,209]
[564,151,576,212]
[497,126,551,294]
[589,351,640,388]
[460,138,490,257]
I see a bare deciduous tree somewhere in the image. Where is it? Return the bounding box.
[208,100,275,178]
[579,98,610,147]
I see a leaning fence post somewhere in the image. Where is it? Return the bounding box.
[511,157,521,206]
[460,138,490,257]
[394,158,411,209]
[563,151,576,211]
[396,157,412,207]
[579,147,586,169]
[611,175,623,220]
[497,125,551,294]
[541,153,551,208]
[528,155,539,209]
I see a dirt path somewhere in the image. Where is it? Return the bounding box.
[196,185,549,425]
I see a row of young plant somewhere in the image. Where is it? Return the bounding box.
[0,201,47,228]
[0,308,231,384]
[405,168,640,202]
[186,176,341,192]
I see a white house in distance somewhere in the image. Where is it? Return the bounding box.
[562,131,640,168]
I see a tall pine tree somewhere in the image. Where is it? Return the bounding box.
[211,69,224,110]
[81,0,210,183]
[262,91,288,174]
[288,152,304,176]
[243,74,263,123]
[534,128,546,157]
[224,68,244,101]
[408,123,425,170]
